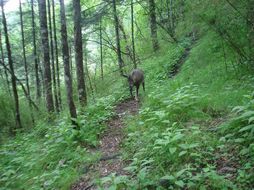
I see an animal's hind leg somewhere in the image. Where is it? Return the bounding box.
[142,81,145,92]
[130,86,134,99]
[135,85,140,101]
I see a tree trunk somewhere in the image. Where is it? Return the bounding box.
[52,0,62,109]
[99,19,104,79]
[148,0,159,51]
[169,0,174,34]
[1,1,22,130]
[20,0,34,124]
[131,0,137,68]
[73,0,87,106]
[19,0,30,96]
[112,0,124,75]
[59,0,78,127]
[248,0,254,65]
[47,0,59,112]
[69,39,73,78]
[84,38,95,102]
[38,0,54,113]
[119,20,133,63]
[0,28,11,95]
[31,0,41,100]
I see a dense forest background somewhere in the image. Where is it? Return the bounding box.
[0,0,254,189]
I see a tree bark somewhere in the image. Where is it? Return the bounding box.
[1,1,22,130]
[0,28,11,95]
[117,20,132,62]
[84,38,95,102]
[38,0,55,113]
[20,0,34,124]
[112,0,124,75]
[59,0,78,127]
[248,0,254,65]
[31,0,41,100]
[99,19,104,79]
[73,0,87,106]
[19,0,30,96]
[148,0,159,51]
[52,0,62,109]
[169,0,174,34]
[47,0,59,112]
[131,0,137,68]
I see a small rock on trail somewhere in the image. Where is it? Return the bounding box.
[72,98,139,190]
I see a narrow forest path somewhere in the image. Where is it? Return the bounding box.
[72,98,139,190]
[168,35,198,78]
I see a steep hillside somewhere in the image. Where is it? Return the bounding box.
[95,32,254,189]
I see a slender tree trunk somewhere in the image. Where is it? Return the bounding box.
[1,1,22,130]
[19,0,30,96]
[99,19,104,79]
[148,0,159,51]
[52,0,62,109]
[131,0,137,68]
[31,0,41,100]
[169,0,174,33]
[119,20,133,62]
[59,0,78,127]
[73,0,87,106]
[69,39,73,78]
[248,0,254,65]
[0,28,11,95]
[112,0,124,75]
[38,0,54,113]
[20,0,34,124]
[47,0,59,112]
[38,55,45,95]
[84,38,95,102]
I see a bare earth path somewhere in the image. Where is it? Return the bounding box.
[72,98,139,190]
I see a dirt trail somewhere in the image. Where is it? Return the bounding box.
[72,98,139,190]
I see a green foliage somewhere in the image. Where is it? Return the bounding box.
[0,90,15,140]
[0,95,117,190]
[0,86,34,141]
[218,93,254,187]
[97,31,254,189]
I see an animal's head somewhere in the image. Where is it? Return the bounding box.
[123,74,134,88]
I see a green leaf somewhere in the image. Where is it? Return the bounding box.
[239,124,254,132]
[176,168,187,177]
[170,133,184,142]
[169,147,177,154]
[179,151,187,157]
[236,111,254,120]
[248,116,254,123]
[161,175,175,181]
[175,180,185,187]
[240,148,249,155]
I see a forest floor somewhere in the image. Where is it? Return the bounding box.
[72,98,139,190]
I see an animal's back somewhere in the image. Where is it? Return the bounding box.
[131,69,144,84]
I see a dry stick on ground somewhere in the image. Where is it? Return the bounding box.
[0,60,39,111]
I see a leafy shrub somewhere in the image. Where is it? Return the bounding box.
[219,93,254,188]
[0,95,116,190]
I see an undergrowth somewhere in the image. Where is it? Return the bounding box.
[0,95,118,190]
[98,33,254,189]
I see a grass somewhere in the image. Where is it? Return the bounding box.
[1,29,254,190]
[99,32,254,189]
[0,95,119,190]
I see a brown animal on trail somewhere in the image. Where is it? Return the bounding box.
[123,69,145,101]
